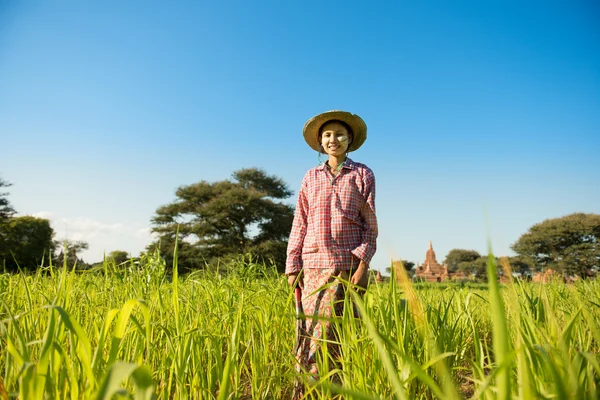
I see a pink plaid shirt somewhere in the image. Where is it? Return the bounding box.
[285,158,378,274]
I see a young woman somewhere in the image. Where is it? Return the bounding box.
[286,110,378,394]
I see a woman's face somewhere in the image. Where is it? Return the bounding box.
[320,121,352,157]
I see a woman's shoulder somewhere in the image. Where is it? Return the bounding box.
[299,165,324,186]
[348,159,375,177]
[302,165,322,177]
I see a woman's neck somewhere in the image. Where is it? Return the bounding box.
[328,154,347,170]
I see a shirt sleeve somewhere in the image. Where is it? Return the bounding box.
[285,177,309,274]
[351,169,378,265]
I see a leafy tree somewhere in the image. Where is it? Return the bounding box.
[149,168,294,272]
[54,239,89,269]
[511,213,600,278]
[503,255,533,276]
[443,249,481,272]
[0,176,16,223]
[0,177,16,255]
[0,216,55,272]
[386,260,415,277]
[107,250,130,266]
[459,255,531,282]
[0,177,13,260]
[459,257,488,279]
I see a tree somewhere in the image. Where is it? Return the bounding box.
[54,240,89,269]
[443,249,481,273]
[107,250,130,266]
[511,213,600,278]
[386,260,415,277]
[460,257,488,279]
[0,176,16,223]
[149,168,294,272]
[0,177,15,261]
[503,255,533,277]
[0,216,55,272]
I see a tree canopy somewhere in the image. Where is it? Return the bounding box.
[511,213,600,278]
[0,177,16,223]
[386,260,415,277]
[1,216,55,272]
[149,168,294,272]
[107,250,130,266]
[503,255,534,276]
[54,239,90,269]
[443,249,481,273]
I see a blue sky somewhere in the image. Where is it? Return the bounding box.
[1,1,598,272]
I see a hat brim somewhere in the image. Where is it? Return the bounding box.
[303,110,367,153]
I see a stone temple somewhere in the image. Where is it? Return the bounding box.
[415,241,449,282]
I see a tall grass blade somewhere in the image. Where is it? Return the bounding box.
[485,249,511,399]
[217,294,243,400]
[350,288,408,400]
[95,361,154,400]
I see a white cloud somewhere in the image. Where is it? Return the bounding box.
[29,213,154,263]
[53,217,124,240]
[134,227,154,239]
[31,211,55,219]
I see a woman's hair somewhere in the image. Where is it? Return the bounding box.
[318,119,354,140]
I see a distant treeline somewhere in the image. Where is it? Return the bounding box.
[1,174,598,276]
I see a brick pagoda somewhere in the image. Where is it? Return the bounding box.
[415,241,450,282]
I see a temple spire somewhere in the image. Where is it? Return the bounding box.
[416,241,447,282]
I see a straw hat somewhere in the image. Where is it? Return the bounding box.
[303,110,367,153]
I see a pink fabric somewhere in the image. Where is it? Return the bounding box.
[295,268,347,374]
[293,268,348,399]
[285,158,378,275]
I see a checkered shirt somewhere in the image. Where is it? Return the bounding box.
[285,158,378,274]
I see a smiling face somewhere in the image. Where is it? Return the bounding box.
[319,121,353,157]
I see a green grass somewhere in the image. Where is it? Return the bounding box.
[0,252,599,399]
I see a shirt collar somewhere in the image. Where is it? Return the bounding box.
[316,157,356,171]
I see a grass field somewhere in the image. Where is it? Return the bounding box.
[1,252,599,399]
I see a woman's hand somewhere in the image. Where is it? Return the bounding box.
[287,272,303,289]
[351,261,369,291]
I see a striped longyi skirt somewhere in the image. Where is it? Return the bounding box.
[295,268,350,380]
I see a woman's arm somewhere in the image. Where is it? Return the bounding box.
[351,170,378,265]
[350,170,378,288]
[286,178,309,283]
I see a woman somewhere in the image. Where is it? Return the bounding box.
[286,110,378,395]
